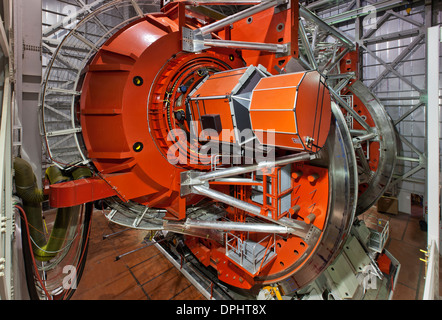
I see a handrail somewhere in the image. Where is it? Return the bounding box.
[423,240,440,300]
[256,234,274,273]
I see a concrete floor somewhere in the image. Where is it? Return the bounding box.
[71,204,441,300]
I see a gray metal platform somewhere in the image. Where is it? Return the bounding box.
[226,239,277,276]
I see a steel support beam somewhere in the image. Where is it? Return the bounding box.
[322,0,408,26]
[299,6,355,50]
[199,0,286,35]
[183,0,288,53]
[366,34,425,93]
[202,38,288,53]
[424,26,440,301]
[171,219,296,235]
[393,102,425,126]
[196,152,314,182]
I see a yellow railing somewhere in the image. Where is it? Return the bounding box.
[422,240,440,300]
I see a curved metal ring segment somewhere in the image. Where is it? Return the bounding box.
[254,102,358,288]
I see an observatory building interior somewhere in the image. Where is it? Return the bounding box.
[0,0,441,302]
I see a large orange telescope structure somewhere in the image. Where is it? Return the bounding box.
[31,0,397,298]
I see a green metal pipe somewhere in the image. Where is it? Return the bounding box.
[14,157,89,262]
[33,206,80,261]
[14,157,46,251]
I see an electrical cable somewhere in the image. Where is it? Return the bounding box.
[15,205,52,300]
[16,203,93,300]
[60,202,93,300]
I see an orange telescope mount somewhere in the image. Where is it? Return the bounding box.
[43,0,366,293]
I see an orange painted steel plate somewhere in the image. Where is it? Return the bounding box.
[76,12,241,216]
[189,68,249,144]
[190,98,236,140]
[191,68,247,97]
[250,71,331,152]
[49,178,118,208]
[221,4,294,73]
[249,73,304,147]
[295,71,331,152]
